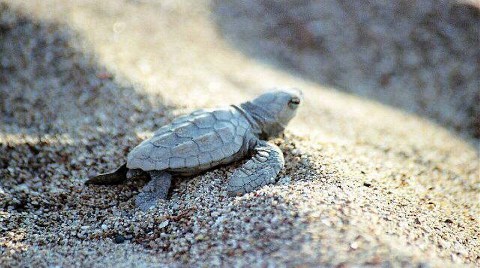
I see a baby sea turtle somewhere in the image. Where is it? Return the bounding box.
[86,89,303,210]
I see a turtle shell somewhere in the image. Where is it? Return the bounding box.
[126,106,251,173]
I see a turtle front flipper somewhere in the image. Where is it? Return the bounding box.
[227,141,284,196]
[85,163,128,185]
[135,171,172,211]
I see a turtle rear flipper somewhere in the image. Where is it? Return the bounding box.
[135,171,172,211]
[85,163,128,185]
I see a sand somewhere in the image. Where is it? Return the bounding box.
[1,1,479,267]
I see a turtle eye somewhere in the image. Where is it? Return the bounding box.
[288,97,301,109]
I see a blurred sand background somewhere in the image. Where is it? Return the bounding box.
[1,0,479,267]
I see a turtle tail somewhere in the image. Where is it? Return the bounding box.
[85,163,128,185]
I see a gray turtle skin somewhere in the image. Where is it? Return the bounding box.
[86,89,303,211]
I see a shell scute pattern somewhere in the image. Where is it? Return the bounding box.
[221,145,236,157]
[154,159,168,170]
[127,143,156,169]
[214,121,231,131]
[137,160,154,171]
[234,135,244,146]
[130,141,151,160]
[152,132,176,147]
[199,152,214,164]
[194,132,224,153]
[185,157,200,168]
[230,117,240,127]
[171,140,199,158]
[169,157,186,169]
[153,125,172,136]
[193,113,217,129]
[213,110,233,121]
[171,114,193,126]
[150,146,170,161]
[191,109,208,116]
[127,107,250,171]
[237,124,247,135]
[216,124,235,143]
[210,148,225,160]
[174,122,197,138]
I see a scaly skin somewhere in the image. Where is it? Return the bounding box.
[227,140,285,196]
[86,89,303,210]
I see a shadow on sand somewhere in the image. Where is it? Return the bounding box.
[0,3,173,212]
[1,2,478,267]
[0,5,334,267]
[211,0,480,139]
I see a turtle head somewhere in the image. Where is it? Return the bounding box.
[241,88,303,139]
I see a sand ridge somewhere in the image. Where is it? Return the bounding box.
[1,1,479,267]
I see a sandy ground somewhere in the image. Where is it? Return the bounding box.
[214,0,480,137]
[1,1,479,267]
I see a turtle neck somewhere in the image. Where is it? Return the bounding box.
[237,102,286,139]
